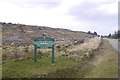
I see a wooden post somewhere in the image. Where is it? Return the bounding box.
[52,45,54,64]
[34,45,37,63]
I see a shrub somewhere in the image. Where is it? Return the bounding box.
[57,46,67,52]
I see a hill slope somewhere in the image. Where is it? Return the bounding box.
[1,22,94,46]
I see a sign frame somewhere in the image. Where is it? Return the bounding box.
[34,36,55,63]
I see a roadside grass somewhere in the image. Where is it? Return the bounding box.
[2,39,118,78]
[2,55,77,78]
[86,39,118,78]
[45,64,92,78]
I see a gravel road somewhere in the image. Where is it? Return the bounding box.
[106,38,119,53]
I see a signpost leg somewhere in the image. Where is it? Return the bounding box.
[52,46,54,63]
[34,46,37,63]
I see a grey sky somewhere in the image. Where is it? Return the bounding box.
[67,1,118,35]
[0,0,118,35]
[119,1,120,30]
[12,0,61,9]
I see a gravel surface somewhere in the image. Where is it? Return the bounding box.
[106,38,119,53]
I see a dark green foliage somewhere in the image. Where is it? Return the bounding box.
[108,30,120,39]
[57,46,67,52]
[108,34,112,38]
[94,32,97,36]
[87,31,91,34]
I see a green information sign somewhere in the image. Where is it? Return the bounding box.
[34,36,55,63]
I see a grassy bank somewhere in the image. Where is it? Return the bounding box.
[2,39,118,78]
[2,55,78,78]
[86,39,118,78]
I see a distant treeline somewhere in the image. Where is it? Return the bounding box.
[106,31,120,39]
[87,31,100,37]
[87,30,120,39]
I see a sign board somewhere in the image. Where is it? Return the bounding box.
[34,36,55,63]
[34,41,54,49]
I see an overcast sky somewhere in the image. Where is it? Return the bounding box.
[0,0,118,35]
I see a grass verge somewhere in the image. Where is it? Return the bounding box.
[2,39,118,78]
[2,55,77,78]
[85,39,118,78]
